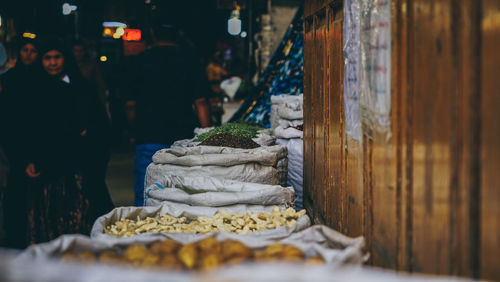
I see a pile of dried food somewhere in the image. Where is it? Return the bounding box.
[195,123,263,142]
[104,207,306,237]
[59,238,324,270]
[199,133,260,149]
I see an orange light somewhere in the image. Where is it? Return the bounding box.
[103,27,113,36]
[22,32,37,39]
[123,29,141,41]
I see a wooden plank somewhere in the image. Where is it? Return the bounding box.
[345,138,364,237]
[303,17,314,217]
[314,12,327,224]
[480,0,500,280]
[323,7,333,228]
[410,0,453,274]
[392,0,409,272]
[362,131,374,265]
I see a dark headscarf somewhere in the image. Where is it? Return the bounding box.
[14,37,40,69]
[38,36,81,79]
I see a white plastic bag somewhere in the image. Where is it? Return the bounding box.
[220,76,242,100]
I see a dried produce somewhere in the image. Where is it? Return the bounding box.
[59,237,324,270]
[195,123,263,142]
[199,133,260,149]
[104,206,306,238]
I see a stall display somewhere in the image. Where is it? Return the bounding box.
[104,206,306,237]
[57,237,324,271]
[230,7,304,128]
[18,225,367,276]
[91,202,311,242]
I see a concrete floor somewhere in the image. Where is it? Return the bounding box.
[106,150,136,207]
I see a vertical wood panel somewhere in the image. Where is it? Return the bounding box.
[410,0,453,274]
[480,0,500,279]
[303,0,499,279]
[393,0,409,271]
[303,17,314,218]
[324,7,335,228]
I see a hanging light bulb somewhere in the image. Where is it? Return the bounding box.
[227,3,241,36]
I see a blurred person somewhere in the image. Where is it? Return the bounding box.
[72,40,107,106]
[0,37,111,248]
[0,37,41,179]
[124,23,210,206]
[206,50,228,126]
[0,37,41,248]
[40,38,114,225]
[0,37,40,94]
[0,37,86,248]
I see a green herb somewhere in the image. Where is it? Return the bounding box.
[195,123,264,142]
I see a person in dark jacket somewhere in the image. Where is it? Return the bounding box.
[0,37,112,248]
[38,38,114,227]
[0,37,44,248]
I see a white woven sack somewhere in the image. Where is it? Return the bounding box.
[143,174,294,207]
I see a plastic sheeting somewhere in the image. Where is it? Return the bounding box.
[343,0,362,142]
[359,0,392,138]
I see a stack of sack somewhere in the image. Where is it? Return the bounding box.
[145,145,288,189]
[270,94,304,210]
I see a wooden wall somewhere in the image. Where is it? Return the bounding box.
[303,0,500,279]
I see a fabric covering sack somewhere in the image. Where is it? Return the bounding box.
[277,106,303,120]
[276,138,303,210]
[152,145,286,167]
[270,94,303,106]
[19,225,366,270]
[270,94,303,130]
[143,174,295,207]
[146,145,288,187]
[90,201,310,244]
[146,161,286,187]
[274,120,303,139]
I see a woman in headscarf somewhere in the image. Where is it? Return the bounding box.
[0,37,44,248]
[0,36,112,249]
[37,37,114,232]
